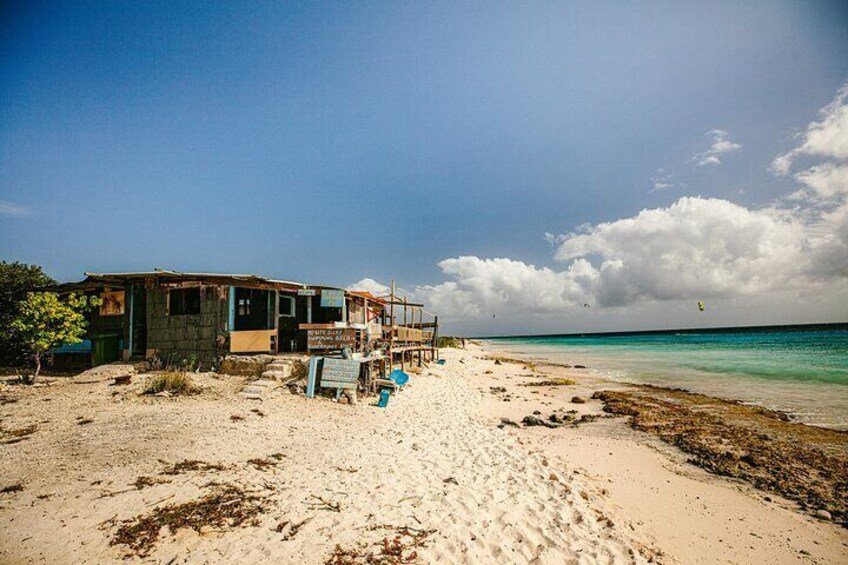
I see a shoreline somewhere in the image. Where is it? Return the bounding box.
[1,346,846,563]
[480,337,848,432]
[474,320,848,340]
[475,342,847,521]
[473,342,847,560]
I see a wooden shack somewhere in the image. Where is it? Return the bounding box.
[52,270,438,374]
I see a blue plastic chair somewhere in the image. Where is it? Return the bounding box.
[388,369,409,387]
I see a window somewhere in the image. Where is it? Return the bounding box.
[168,287,201,316]
[279,295,295,317]
[238,298,250,316]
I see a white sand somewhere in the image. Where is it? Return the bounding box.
[0,346,845,564]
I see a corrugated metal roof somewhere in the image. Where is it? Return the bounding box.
[80,269,307,288]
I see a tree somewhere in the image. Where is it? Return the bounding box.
[10,292,98,383]
[0,262,56,365]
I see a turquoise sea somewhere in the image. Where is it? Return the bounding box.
[487,324,848,430]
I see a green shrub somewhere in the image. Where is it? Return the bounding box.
[143,372,197,396]
[437,336,462,348]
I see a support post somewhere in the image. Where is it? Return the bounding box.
[127,284,134,358]
[433,315,439,360]
[389,281,395,371]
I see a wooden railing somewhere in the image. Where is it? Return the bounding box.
[385,325,434,343]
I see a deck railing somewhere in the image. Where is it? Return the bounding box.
[385,325,434,343]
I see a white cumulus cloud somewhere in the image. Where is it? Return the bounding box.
[413,83,848,325]
[414,257,597,318]
[347,278,391,296]
[692,129,742,166]
[772,82,848,175]
[552,197,807,306]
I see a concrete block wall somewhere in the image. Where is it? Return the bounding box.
[145,286,225,369]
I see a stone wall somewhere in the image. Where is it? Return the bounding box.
[145,285,225,369]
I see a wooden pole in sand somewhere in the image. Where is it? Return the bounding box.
[433,315,439,360]
[389,280,395,371]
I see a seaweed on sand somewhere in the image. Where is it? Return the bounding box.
[160,459,225,475]
[132,476,170,490]
[594,388,848,526]
[110,485,265,556]
[519,378,576,387]
[486,355,537,370]
[325,525,437,565]
[247,458,278,471]
[0,424,37,444]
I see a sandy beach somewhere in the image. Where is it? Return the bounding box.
[1,345,846,564]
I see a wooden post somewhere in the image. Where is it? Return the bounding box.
[363,296,369,348]
[433,315,439,360]
[273,291,280,354]
[389,280,395,371]
[401,295,407,371]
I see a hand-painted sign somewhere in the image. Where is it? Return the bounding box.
[298,288,316,296]
[320,289,345,308]
[99,291,125,316]
[307,328,355,350]
[320,358,360,390]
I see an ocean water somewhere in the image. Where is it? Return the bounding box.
[488,325,848,430]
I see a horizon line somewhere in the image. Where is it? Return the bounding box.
[473,321,848,340]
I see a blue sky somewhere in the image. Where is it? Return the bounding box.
[2,1,848,333]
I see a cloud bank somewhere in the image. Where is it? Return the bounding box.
[406,83,848,324]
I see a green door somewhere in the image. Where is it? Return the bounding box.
[91,334,120,366]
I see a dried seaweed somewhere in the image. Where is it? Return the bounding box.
[595,388,848,525]
[132,476,170,490]
[110,485,265,556]
[486,355,536,370]
[0,424,37,444]
[160,459,225,476]
[307,494,341,512]
[325,525,436,564]
[519,379,576,387]
[247,458,278,471]
[275,517,311,540]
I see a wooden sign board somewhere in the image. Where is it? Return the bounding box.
[320,358,360,390]
[99,291,125,316]
[307,328,355,350]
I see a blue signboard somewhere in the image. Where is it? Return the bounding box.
[320,289,345,308]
